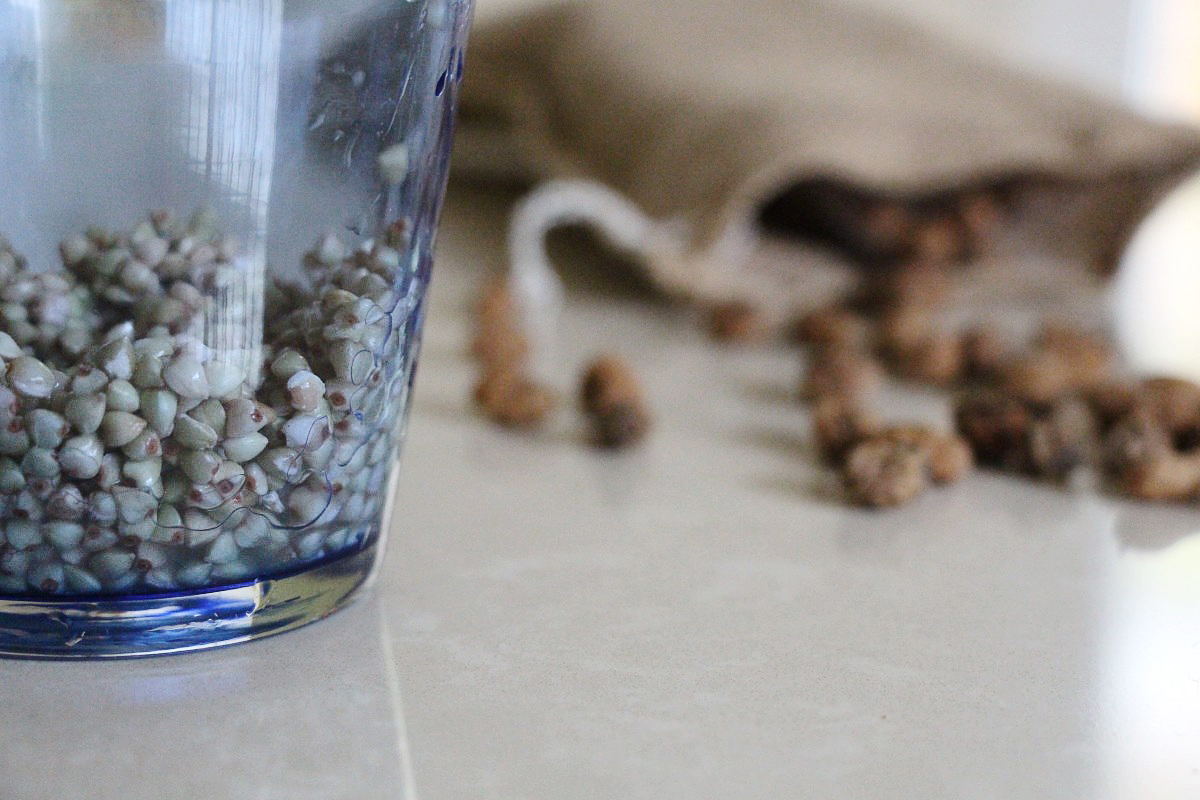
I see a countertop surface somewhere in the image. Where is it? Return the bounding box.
[5,2,1200,798]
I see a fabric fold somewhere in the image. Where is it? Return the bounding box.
[456,0,1200,319]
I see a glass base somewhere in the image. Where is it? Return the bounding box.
[0,544,378,660]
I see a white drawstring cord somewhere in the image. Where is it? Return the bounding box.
[507,179,675,376]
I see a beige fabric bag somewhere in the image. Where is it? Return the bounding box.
[455,0,1200,322]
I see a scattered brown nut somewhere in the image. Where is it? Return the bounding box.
[471,276,532,373]
[474,369,558,429]
[470,250,1162,509]
[960,325,1012,381]
[893,331,964,388]
[1085,380,1139,431]
[590,401,653,450]
[1035,324,1115,390]
[842,436,930,508]
[1104,409,1200,501]
[1026,398,1097,480]
[470,324,529,370]
[1139,377,1200,438]
[475,277,517,326]
[790,306,873,350]
[927,434,974,485]
[877,306,933,362]
[1113,453,1200,502]
[801,346,885,403]
[954,390,1033,472]
[998,350,1076,407]
[857,262,952,313]
[878,425,974,485]
[706,301,768,344]
[580,355,652,449]
[1103,408,1174,477]
[811,396,883,465]
[580,355,642,415]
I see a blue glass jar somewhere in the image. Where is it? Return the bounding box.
[0,0,473,657]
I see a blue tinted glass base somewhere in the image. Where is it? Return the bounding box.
[0,543,378,659]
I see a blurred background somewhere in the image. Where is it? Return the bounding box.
[476,0,1199,122]
[851,0,1198,123]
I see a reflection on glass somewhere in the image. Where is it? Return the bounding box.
[164,0,281,381]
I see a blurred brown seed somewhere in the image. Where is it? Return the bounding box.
[842,437,929,508]
[927,434,974,484]
[961,325,1012,381]
[1117,455,1200,502]
[474,369,557,430]
[954,389,1034,472]
[475,277,517,326]
[998,350,1076,407]
[707,301,768,344]
[801,346,885,403]
[877,306,933,362]
[1085,380,1139,432]
[580,355,643,415]
[876,425,973,485]
[1103,409,1200,501]
[1034,324,1115,390]
[811,396,883,465]
[1026,398,1097,480]
[790,306,872,350]
[1139,376,1200,437]
[893,332,964,388]
[590,401,652,450]
[580,355,652,450]
[470,324,530,371]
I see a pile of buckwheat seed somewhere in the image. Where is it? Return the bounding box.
[0,211,417,595]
